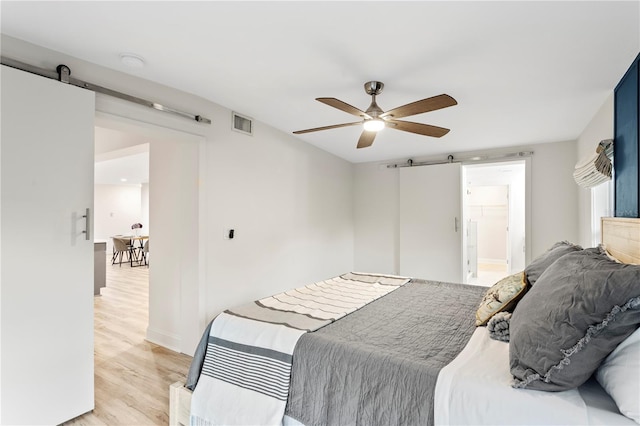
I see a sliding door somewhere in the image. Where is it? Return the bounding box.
[1,65,95,424]
[399,163,462,283]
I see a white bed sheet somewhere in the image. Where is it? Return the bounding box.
[435,327,635,426]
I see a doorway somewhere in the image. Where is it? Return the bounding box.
[463,161,526,286]
[76,110,203,424]
[94,127,150,257]
[94,112,205,354]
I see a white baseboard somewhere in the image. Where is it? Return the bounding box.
[146,326,181,353]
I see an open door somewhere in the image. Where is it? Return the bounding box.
[1,65,95,424]
[399,163,462,282]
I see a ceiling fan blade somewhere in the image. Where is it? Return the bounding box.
[380,94,457,119]
[387,119,450,138]
[293,121,362,134]
[317,98,372,119]
[357,130,377,149]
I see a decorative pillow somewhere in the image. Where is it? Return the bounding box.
[510,250,640,391]
[475,272,527,326]
[596,326,640,423]
[524,241,582,287]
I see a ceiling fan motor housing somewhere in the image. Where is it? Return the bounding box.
[364,81,385,118]
[364,81,384,95]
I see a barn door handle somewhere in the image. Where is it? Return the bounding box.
[82,208,90,241]
[454,217,459,232]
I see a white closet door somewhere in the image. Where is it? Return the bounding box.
[1,65,95,424]
[399,163,462,283]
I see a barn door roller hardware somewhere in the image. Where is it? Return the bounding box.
[386,151,533,168]
[1,57,211,124]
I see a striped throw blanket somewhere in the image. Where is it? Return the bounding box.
[190,272,409,425]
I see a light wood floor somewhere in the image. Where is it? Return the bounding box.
[467,262,509,287]
[65,260,192,425]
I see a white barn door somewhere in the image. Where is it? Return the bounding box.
[1,65,95,424]
[399,163,462,283]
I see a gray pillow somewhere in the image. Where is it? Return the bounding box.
[510,249,640,391]
[524,241,582,286]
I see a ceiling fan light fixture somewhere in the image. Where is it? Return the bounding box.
[363,118,385,132]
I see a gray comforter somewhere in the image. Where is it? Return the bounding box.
[284,279,485,426]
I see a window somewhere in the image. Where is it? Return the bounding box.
[591,179,613,246]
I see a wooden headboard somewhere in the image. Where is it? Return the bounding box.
[601,217,640,264]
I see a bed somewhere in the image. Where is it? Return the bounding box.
[170,217,640,426]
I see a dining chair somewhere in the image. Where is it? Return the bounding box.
[141,239,149,266]
[112,237,135,267]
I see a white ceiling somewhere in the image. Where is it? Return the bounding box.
[94,127,149,185]
[2,1,639,163]
[94,150,149,186]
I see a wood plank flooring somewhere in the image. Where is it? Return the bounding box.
[65,259,192,425]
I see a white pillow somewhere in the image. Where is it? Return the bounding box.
[596,326,640,423]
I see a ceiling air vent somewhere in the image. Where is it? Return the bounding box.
[232,112,253,136]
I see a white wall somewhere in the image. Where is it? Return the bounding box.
[94,184,142,253]
[95,126,148,156]
[147,135,199,352]
[1,35,354,355]
[205,118,354,319]
[354,140,579,274]
[576,94,614,247]
[353,164,400,274]
[508,167,527,272]
[141,183,149,236]
[468,186,508,262]
[528,141,580,256]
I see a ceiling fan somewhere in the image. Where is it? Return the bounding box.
[293,81,457,149]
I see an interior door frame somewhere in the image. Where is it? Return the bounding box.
[461,158,531,283]
[506,184,512,274]
[95,110,207,355]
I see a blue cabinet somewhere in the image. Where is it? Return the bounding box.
[615,53,640,218]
